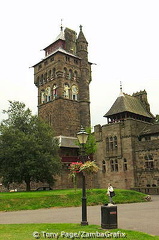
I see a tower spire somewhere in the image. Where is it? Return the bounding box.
[119,81,124,97]
[60,19,63,32]
[79,25,83,31]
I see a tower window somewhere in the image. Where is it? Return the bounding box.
[38,64,42,70]
[45,87,51,102]
[35,76,39,86]
[71,85,78,100]
[41,90,45,104]
[40,74,44,85]
[64,84,70,99]
[74,71,78,80]
[66,56,70,62]
[48,70,51,80]
[68,69,72,80]
[53,84,57,99]
[44,73,47,83]
[64,68,67,78]
[74,59,78,64]
[52,68,56,80]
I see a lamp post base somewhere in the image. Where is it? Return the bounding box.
[81,221,88,226]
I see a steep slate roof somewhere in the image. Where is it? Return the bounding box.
[104,93,153,119]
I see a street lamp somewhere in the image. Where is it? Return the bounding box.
[77,126,89,226]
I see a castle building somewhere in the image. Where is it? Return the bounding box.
[33,25,92,188]
[33,25,159,191]
[94,87,159,190]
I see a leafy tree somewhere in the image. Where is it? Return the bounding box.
[0,101,61,191]
[84,127,97,156]
[77,126,97,158]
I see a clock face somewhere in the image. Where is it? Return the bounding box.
[72,85,78,94]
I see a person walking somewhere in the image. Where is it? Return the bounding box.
[107,183,115,204]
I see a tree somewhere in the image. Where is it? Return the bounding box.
[84,127,97,156]
[0,101,61,191]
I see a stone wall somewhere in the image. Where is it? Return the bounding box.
[94,119,158,190]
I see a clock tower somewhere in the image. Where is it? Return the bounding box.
[33,25,91,138]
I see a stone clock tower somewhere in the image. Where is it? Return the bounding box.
[33,25,92,138]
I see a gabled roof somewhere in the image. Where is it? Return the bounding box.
[104,93,153,119]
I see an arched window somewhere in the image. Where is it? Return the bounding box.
[44,73,47,83]
[53,84,57,99]
[64,68,67,78]
[71,85,78,100]
[48,70,51,80]
[41,90,45,104]
[45,87,51,102]
[68,69,72,80]
[52,68,56,80]
[74,71,78,80]
[64,83,70,99]
[40,74,43,85]
[35,76,39,86]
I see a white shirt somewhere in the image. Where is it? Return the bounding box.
[107,186,114,196]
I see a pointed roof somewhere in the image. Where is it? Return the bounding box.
[43,29,65,51]
[77,25,88,43]
[104,93,153,119]
[55,26,65,41]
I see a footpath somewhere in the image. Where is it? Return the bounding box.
[0,195,159,236]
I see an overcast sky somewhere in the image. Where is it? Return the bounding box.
[0,0,159,128]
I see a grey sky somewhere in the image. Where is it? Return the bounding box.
[0,0,159,127]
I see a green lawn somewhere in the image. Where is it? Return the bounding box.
[0,190,156,239]
[0,189,147,211]
[0,223,158,240]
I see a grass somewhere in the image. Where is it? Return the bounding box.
[0,223,158,240]
[0,190,157,239]
[0,189,147,211]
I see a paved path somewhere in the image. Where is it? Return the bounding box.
[0,195,159,236]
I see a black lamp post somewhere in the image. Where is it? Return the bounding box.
[77,126,89,226]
